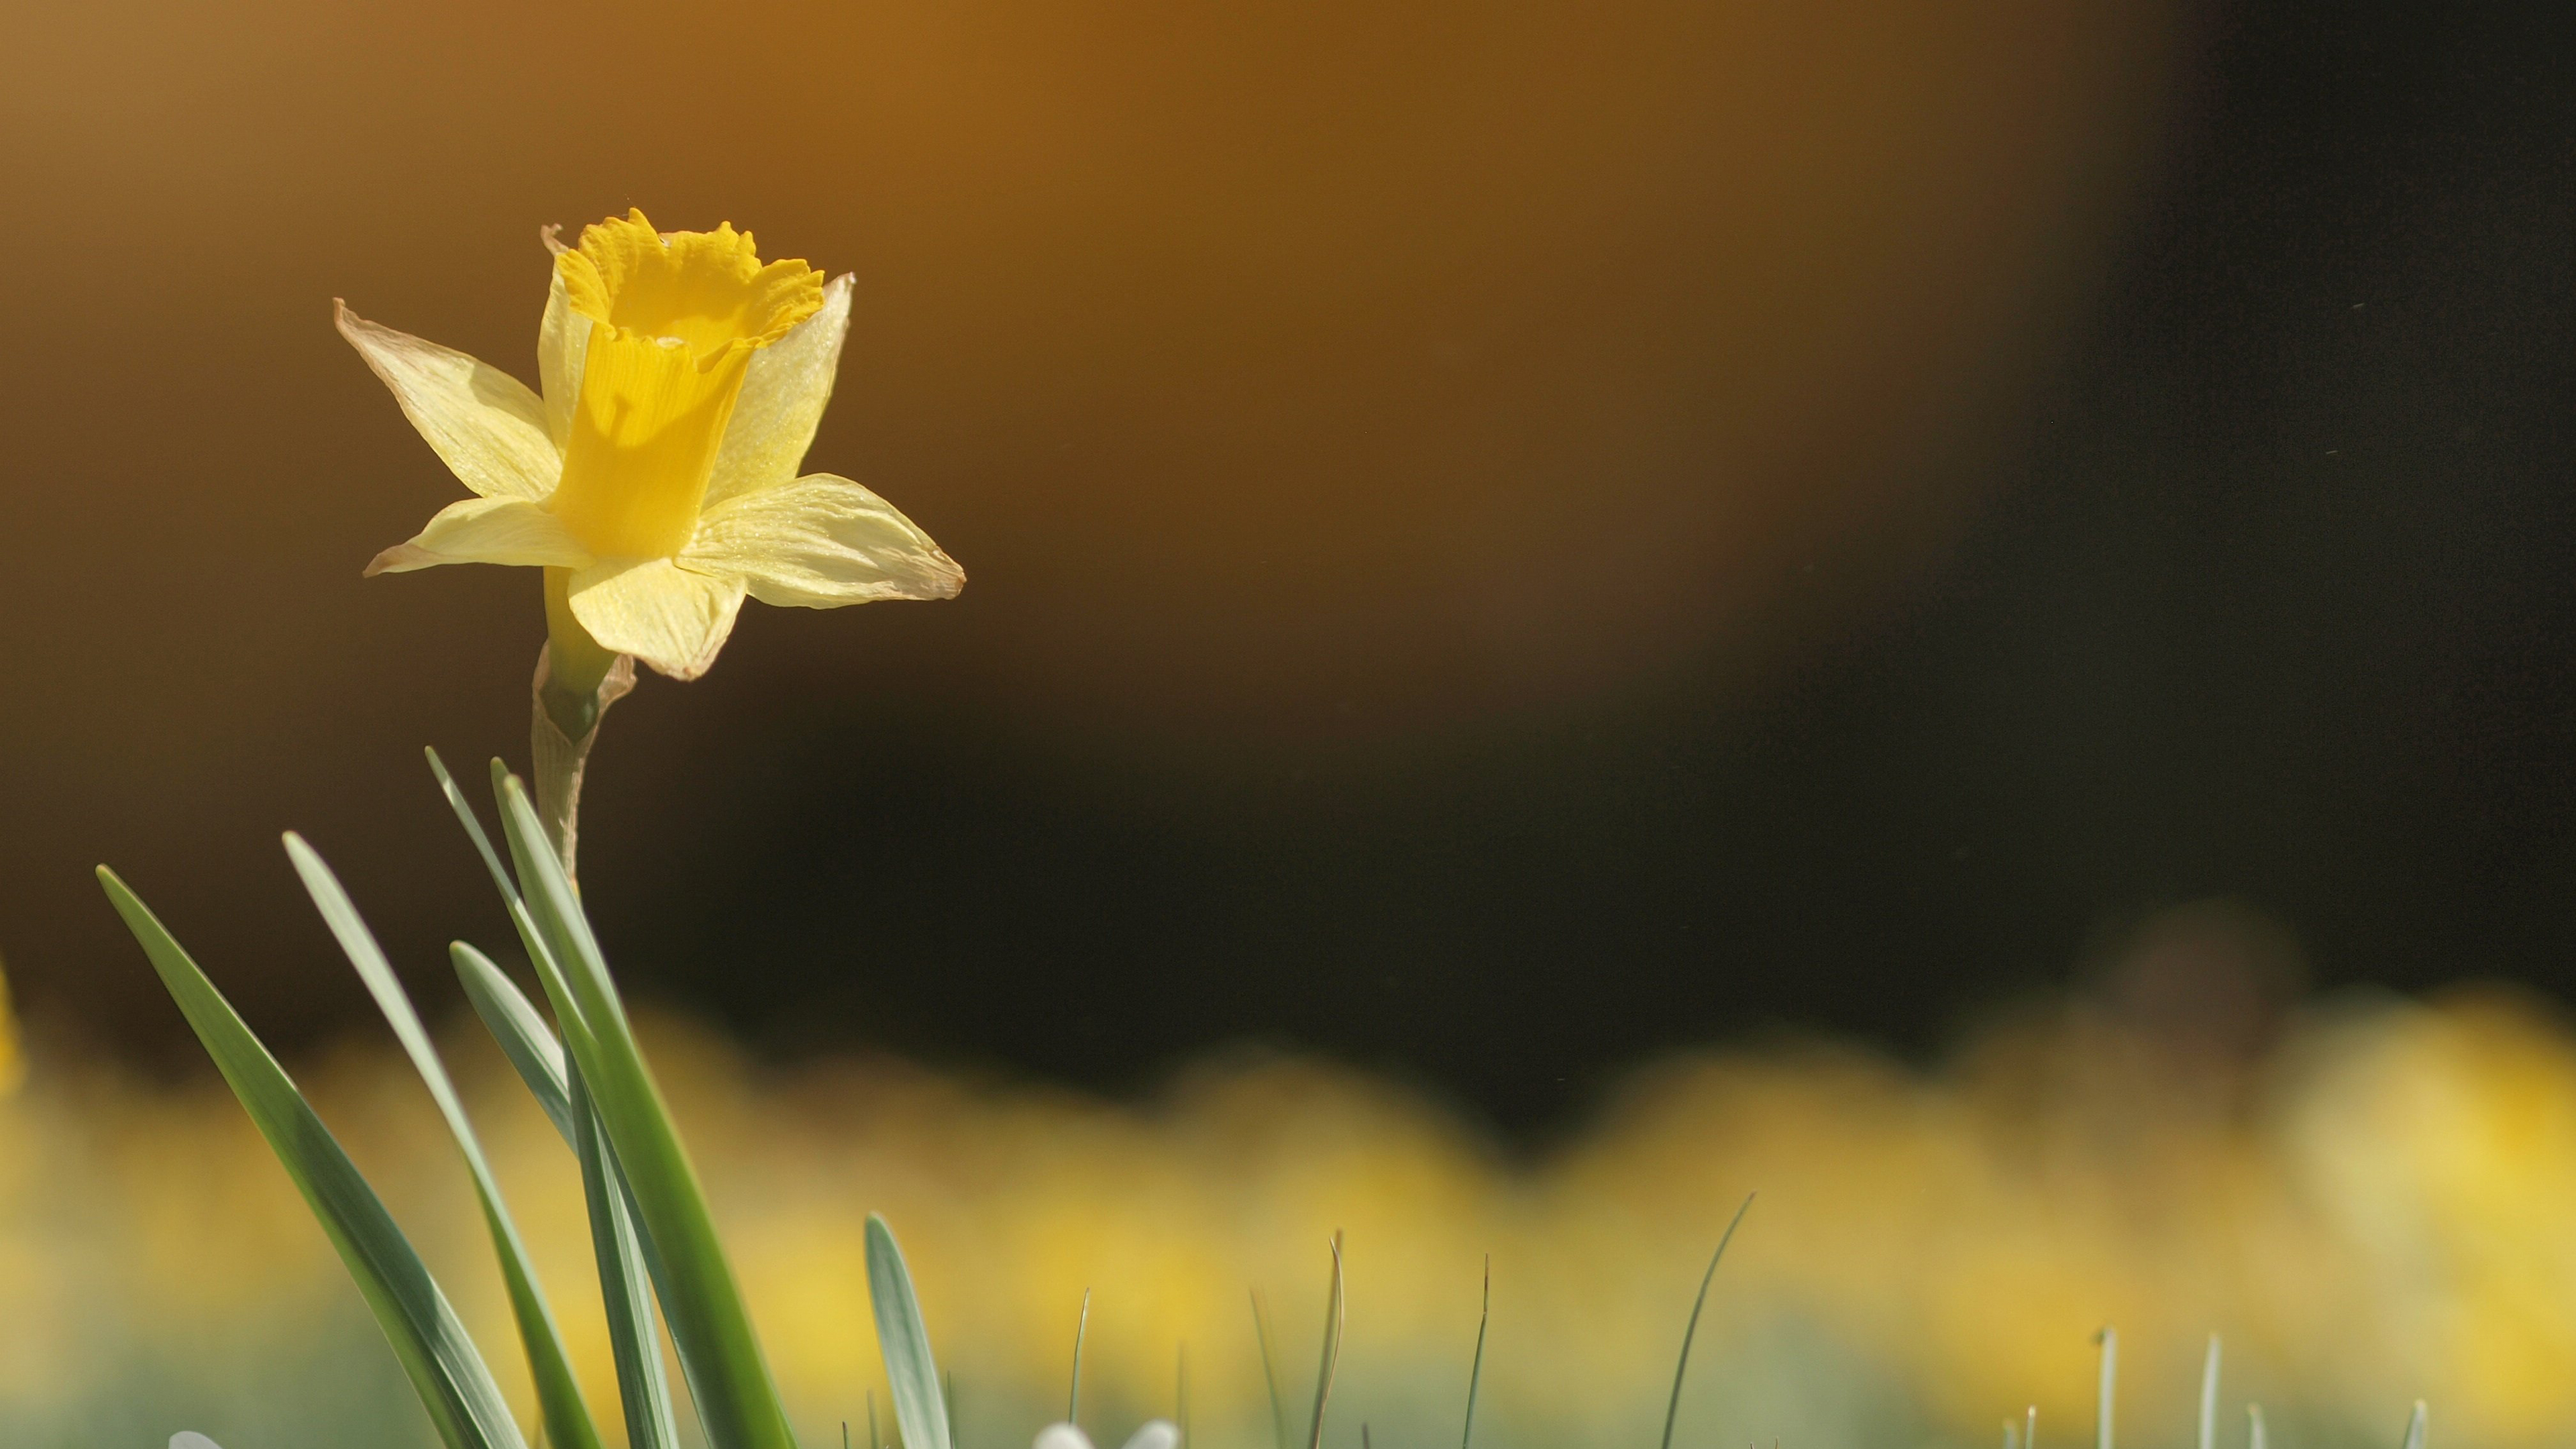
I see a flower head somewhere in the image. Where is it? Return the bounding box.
[341,209,962,682]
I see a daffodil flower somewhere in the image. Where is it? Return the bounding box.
[339,209,963,687]
[1034,1420,1179,1449]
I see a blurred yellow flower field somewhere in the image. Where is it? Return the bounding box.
[6,981,2574,1449]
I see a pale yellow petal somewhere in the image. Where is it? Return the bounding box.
[335,301,559,502]
[681,472,964,608]
[703,273,854,508]
[566,557,747,680]
[536,247,593,453]
[364,497,593,576]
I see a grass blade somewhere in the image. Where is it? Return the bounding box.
[452,938,695,1449]
[1306,1232,1346,1449]
[284,835,603,1449]
[576,1066,680,1449]
[451,940,574,1142]
[1250,1291,1289,1449]
[866,1214,953,1449]
[1462,1256,1489,1449]
[488,763,798,1449]
[2400,1401,2426,1449]
[2198,1336,2221,1449]
[443,747,788,1444]
[97,866,525,1449]
[1660,1193,1756,1449]
[2247,1405,2267,1449]
[1069,1289,1091,1426]
[2095,1328,2118,1449]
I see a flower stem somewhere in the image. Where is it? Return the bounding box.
[534,568,635,879]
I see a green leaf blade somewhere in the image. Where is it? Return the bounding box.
[97,865,526,1449]
[452,941,576,1144]
[866,1214,953,1449]
[284,835,604,1449]
[491,766,798,1449]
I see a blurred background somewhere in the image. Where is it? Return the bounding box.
[2,0,2573,1443]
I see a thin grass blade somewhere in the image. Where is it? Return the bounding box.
[1250,1291,1289,1449]
[867,1214,953,1449]
[2247,1405,2267,1449]
[441,754,787,1449]
[2400,1401,2426,1449]
[97,867,525,1449]
[1305,1232,1345,1449]
[490,766,797,1449]
[576,1066,680,1449]
[1462,1256,1489,1449]
[285,835,603,1449]
[451,940,574,1141]
[2198,1336,2221,1449]
[1069,1289,1091,1427]
[2095,1328,2118,1449]
[1660,1193,1756,1449]
[452,936,704,1449]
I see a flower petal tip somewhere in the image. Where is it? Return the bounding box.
[364,543,433,576]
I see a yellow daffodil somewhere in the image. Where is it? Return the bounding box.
[339,209,963,687]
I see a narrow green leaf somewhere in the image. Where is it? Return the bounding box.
[285,834,603,1449]
[1068,1289,1091,1427]
[97,866,525,1449]
[490,763,798,1449]
[1250,1291,1289,1449]
[2096,1327,2118,1449]
[1661,1193,1755,1449]
[1305,1233,1345,1449]
[576,1066,680,1449]
[435,753,716,1443]
[2198,1336,2221,1449]
[2400,1401,2426,1449]
[866,1214,953,1449]
[453,936,680,1449]
[1460,1256,1489,1449]
[451,940,574,1143]
[2247,1404,2267,1449]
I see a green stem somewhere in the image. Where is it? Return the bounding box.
[533,568,633,879]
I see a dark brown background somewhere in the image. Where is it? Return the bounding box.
[2,0,2567,1130]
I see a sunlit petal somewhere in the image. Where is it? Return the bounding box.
[704,272,854,508]
[566,555,747,680]
[365,496,592,576]
[536,229,592,453]
[682,472,963,608]
[335,301,558,502]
